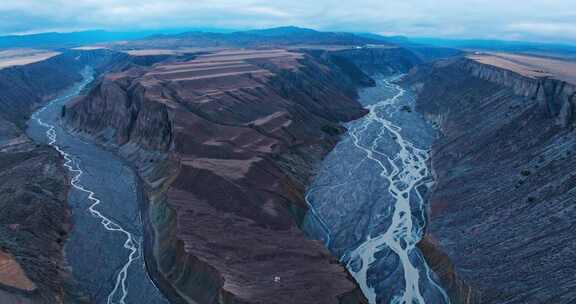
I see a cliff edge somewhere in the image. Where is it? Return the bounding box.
[406,55,576,303]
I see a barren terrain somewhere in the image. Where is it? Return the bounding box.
[0,250,36,291]
[468,52,576,84]
[0,49,60,69]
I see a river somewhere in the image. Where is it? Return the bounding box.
[303,75,450,304]
[26,68,169,304]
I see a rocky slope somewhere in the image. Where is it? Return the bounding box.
[405,56,576,303]
[64,48,379,304]
[0,133,81,304]
[329,46,422,75]
[0,51,96,304]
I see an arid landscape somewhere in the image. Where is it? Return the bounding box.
[0,2,575,304]
[0,250,36,291]
[469,52,576,84]
[0,49,60,69]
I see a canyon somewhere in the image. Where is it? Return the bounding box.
[0,26,574,304]
[62,46,408,304]
[0,48,194,303]
[0,50,125,303]
[303,75,450,304]
[404,54,576,303]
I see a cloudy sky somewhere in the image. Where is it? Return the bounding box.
[2,0,576,44]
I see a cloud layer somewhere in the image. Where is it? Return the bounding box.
[2,0,575,43]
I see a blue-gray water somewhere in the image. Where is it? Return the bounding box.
[26,69,168,304]
[304,76,449,304]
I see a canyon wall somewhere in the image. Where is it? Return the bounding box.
[406,57,576,303]
[330,47,422,75]
[0,51,100,304]
[0,50,130,128]
[0,135,83,304]
[0,49,145,304]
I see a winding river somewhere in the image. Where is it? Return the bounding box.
[304,75,449,304]
[26,68,168,304]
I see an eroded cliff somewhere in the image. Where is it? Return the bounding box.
[406,56,576,303]
[331,47,422,75]
[64,49,374,304]
[0,49,148,304]
[0,50,119,304]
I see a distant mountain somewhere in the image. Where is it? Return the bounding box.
[355,32,463,62]
[408,37,576,59]
[240,26,320,37]
[355,32,411,45]
[0,31,146,49]
[355,32,576,60]
[4,26,576,61]
[0,28,232,49]
[127,26,390,49]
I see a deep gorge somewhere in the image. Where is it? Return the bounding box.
[1,39,575,304]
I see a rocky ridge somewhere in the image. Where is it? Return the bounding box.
[405,56,576,303]
[330,47,423,76]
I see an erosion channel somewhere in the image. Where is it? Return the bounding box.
[26,68,169,304]
[304,75,449,304]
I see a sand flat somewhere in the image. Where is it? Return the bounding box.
[146,49,301,85]
[181,157,262,180]
[148,63,253,75]
[0,49,60,69]
[124,47,225,56]
[468,52,576,84]
[154,60,246,70]
[169,70,271,82]
[0,250,36,291]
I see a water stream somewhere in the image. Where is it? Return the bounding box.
[26,68,168,304]
[304,75,450,304]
